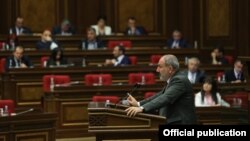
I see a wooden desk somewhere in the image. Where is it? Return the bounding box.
[0,112,57,141]
[42,83,247,138]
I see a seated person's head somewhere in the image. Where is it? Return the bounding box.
[15,17,24,28]
[213,46,225,58]
[188,57,200,73]
[51,48,64,61]
[86,28,97,41]
[202,77,217,95]
[127,17,137,28]
[113,45,125,58]
[97,16,107,28]
[41,29,52,42]
[13,46,24,60]
[61,19,71,32]
[172,30,182,41]
[234,59,243,73]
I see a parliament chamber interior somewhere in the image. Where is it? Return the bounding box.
[0,0,250,141]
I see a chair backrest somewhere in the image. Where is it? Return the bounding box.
[0,99,15,114]
[144,92,156,99]
[92,95,120,103]
[150,55,162,65]
[107,40,132,49]
[41,56,49,67]
[43,75,71,92]
[222,91,248,109]
[129,56,138,65]
[128,73,156,85]
[0,58,6,73]
[84,74,112,86]
[224,55,234,65]
[216,71,224,81]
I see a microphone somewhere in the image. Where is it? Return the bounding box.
[14,108,34,116]
[120,83,142,105]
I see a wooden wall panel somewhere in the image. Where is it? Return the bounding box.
[17,0,58,32]
[116,0,158,32]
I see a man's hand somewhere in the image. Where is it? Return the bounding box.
[20,63,27,68]
[127,94,138,107]
[125,107,143,117]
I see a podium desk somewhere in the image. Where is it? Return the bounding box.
[88,102,166,141]
[0,112,57,141]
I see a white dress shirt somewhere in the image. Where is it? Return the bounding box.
[188,71,197,84]
[114,55,124,66]
[91,25,112,36]
[195,92,230,107]
[171,40,179,48]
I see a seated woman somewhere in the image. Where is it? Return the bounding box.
[46,48,68,67]
[195,76,230,107]
[91,16,112,36]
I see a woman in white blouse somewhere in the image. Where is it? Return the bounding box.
[91,16,112,36]
[195,77,230,107]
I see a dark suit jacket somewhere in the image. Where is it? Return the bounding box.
[225,69,245,82]
[166,38,190,48]
[140,71,197,124]
[80,39,104,50]
[116,55,131,66]
[10,26,32,35]
[181,69,206,83]
[36,41,52,50]
[46,58,68,67]
[5,55,33,70]
[52,26,76,35]
[124,26,147,35]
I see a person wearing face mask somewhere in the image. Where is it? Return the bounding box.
[5,46,33,70]
[80,27,104,50]
[166,30,190,49]
[181,57,206,84]
[104,45,131,66]
[225,59,246,83]
[195,76,230,107]
[91,16,112,36]
[9,17,32,36]
[36,29,59,50]
[46,48,68,67]
[125,55,197,125]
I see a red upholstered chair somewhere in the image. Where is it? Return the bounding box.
[128,73,156,85]
[0,99,15,114]
[144,92,156,99]
[41,56,49,67]
[92,96,120,104]
[222,91,248,109]
[43,75,71,92]
[216,71,224,81]
[150,55,162,65]
[84,74,112,86]
[129,56,138,65]
[224,55,234,65]
[0,58,6,73]
[107,40,132,49]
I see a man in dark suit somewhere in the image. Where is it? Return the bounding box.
[104,45,131,66]
[5,46,33,70]
[80,28,104,50]
[181,57,205,84]
[225,59,246,83]
[124,17,147,36]
[36,29,59,50]
[166,30,190,48]
[52,19,76,35]
[125,55,197,124]
[9,17,32,35]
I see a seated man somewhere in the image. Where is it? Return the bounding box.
[5,46,33,70]
[211,46,228,65]
[124,17,146,36]
[104,45,131,66]
[52,19,76,35]
[166,30,190,49]
[225,59,246,83]
[80,28,104,50]
[36,29,59,50]
[181,57,205,84]
[9,17,32,35]
[91,16,112,36]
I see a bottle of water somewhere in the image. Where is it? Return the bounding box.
[98,76,103,86]
[217,76,221,83]
[105,99,110,107]
[82,42,86,50]
[2,105,9,116]
[9,59,12,68]
[50,77,55,92]
[185,57,189,65]
[221,75,226,83]
[141,75,146,85]
[10,39,15,51]
[194,40,198,49]
[0,108,3,117]
[82,58,86,67]
[43,61,47,67]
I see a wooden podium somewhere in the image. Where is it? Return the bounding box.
[88,102,166,141]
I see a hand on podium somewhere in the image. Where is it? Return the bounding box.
[125,106,143,117]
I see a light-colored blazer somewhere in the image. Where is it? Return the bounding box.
[195,91,230,107]
[91,25,112,35]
